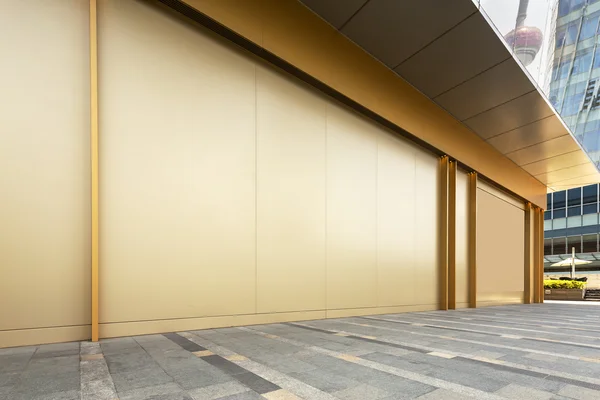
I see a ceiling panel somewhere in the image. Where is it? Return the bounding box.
[463,90,555,140]
[394,12,509,98]
[535,163,600,185]
[300,0,369,29]
[486,116,566,154]
[505,135,581,166]
[548,174,600,191]
[434,58,535,120]
[340,0,477,68]
[521,150,592,176]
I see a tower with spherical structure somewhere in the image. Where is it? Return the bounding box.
[503,0,544,67]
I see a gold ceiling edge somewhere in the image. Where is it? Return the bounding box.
[175,0,547,207]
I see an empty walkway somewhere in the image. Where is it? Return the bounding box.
[2,303,600,399]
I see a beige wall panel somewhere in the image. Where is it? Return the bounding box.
[377,134,417,306]
[414,153,441,306]
[98,0,256,323]
[455,171,469,305]
[181,0,548,208]
[477,189,525,298]
[0,1,90,338]
[256,65,327,313]
[0,326,90,349]
[326,104,378,310]
[478,179,525,210]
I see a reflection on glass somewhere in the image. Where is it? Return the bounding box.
[553,236,567,254]
[567,235,582,253]
[480,0,600,168]
[553,190,566,208]
[582,233,598,252]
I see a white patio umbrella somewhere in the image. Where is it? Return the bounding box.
[551,247,591,278]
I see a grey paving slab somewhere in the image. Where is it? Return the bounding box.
[119,382,191,400]
[216,391,263,400]
[289,368,360,393]
[110,365,173,392]
[4,303,600,399]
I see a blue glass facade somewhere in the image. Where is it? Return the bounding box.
[550,0,600,166]
[544,184,600,257]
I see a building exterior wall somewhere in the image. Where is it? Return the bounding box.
[96,0,441,338]
[0,0,545,347]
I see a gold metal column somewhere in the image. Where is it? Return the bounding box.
[468,172,477,308]
[524,203,532,304]
[539,208,545,303]
[439,156,449,311]
[532,206,541,303]
[448,161,457,310]
[90,0,99,342]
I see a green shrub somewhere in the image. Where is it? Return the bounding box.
[544,280,586,289]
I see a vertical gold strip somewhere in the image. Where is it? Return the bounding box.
[468,172,477,308]
[448,161,457,310]
[524,203,531,304]
[532,207,540,303]
[90,0,99,342]
[439,156,449,311]
[539,208,545,303]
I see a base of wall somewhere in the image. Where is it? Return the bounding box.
[0,325,90,349]
[99,304,438,339]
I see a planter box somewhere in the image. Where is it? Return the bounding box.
[544,288,585,301]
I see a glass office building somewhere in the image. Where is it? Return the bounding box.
[550,0,600,167]
[544,184,600,267]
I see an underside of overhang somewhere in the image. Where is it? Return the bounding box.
[300,0,600,192]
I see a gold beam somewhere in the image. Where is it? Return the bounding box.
[468,172,477,308]
[90,0,99,342]
[448,161,457,310]
[524,203,532,304]
[439,156,449,311]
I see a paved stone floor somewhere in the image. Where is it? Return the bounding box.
[3,303,600,399]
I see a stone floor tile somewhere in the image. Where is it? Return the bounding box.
[188,381,248,399]
[495,383,554,400]
[557,384,600,400]
[216,391,263,399]
[110,366,173,392]
[412,388,472,399]
[289,369,360,393]
[118,382,188,400]
[332,383,389,400]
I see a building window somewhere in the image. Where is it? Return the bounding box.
[582,213,598,225]
[568,187,582,206]
[567,236,582,253]
[554,217,567,229]
[544,239,552,255]
[547,193,552,209]
[553,237,567,255]
[554,208,566,219]
[583,203,597,214]
[582,234,598,253]
[568,206,582,216]
[545,210,552,220]
[581,13,600,40]
[559,0,570,17]
[583,184,598,204]
[553,191,566,209]
[571,50,593,76]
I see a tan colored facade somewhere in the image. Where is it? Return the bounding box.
[0,0,546,348]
